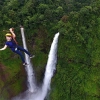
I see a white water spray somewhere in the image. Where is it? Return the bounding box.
[20,27,36,92]
[41,32,59,99]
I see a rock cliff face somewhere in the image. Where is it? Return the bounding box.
[0,63,27,100]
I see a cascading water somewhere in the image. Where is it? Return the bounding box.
[41,32,59,99]
[11,32,59,100]
[20,27,36,92]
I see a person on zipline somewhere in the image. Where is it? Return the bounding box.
[0,28,33,66]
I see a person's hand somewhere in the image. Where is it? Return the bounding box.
[9,28,14,32]
[9,28,13,32]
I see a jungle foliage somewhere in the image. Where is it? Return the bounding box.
[0,0,100,100]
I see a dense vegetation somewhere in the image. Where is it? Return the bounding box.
[0,0,100,100]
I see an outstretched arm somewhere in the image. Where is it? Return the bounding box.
[9,28,16,38]
[0,45,7,51]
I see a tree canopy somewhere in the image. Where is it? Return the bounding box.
[0,0,100,100]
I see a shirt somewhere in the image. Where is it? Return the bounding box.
[5,40,17,49]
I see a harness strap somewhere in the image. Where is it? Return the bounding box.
[12,37,18,45]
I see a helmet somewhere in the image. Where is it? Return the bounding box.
[5,33,12,37]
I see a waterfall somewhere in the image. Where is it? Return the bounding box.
[20,27,36,92]
[41,32,59,99]
[11,32,59,100]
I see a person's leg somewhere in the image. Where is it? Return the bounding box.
[13,49,25,63]
[17,46,31,56]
